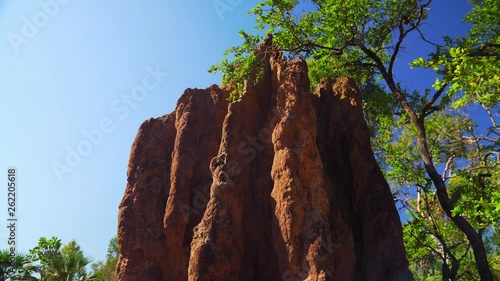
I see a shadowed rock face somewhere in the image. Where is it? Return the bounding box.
[115,41,413,281]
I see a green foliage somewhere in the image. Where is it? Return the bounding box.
[28,237,62,268]
[411,0,500,108]
[209,30,263,101]
[90,237,118,281]
[449,168,500,229]
[393,105,500,280]
[211,0,428,90]
[0,250,37,281]
[359,79,401,163]
[402,188,484,280]
[28,237,94,281]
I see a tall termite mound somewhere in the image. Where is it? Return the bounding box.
[115,39,413,281]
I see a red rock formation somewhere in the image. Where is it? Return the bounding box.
[115,40,413,281]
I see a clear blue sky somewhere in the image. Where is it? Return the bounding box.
[0,0,472,263]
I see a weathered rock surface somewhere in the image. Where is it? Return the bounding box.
[115,40,413,281]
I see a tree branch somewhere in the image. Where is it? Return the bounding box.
[442,155,455,182]
[421,84,448,118]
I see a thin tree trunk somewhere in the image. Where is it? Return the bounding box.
[413,118,493,281]
[389,87,494,280]
[359,41,494,281]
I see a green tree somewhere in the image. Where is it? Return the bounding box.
[378,92,499,280]
[403,189,482,280]
[90,237,118,281]
[28,237,94,281]
[210,0,499,280]
[0,250,37,281]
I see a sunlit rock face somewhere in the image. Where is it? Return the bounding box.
[115,40,413,281]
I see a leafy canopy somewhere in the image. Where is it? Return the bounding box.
[28,237,94,281]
